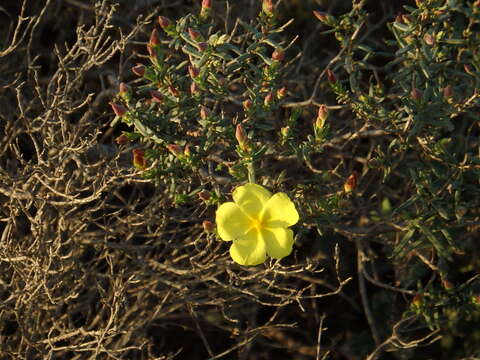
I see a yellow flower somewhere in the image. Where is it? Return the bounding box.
[215,183,299,266]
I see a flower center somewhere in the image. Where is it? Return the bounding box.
[251,218,264,231]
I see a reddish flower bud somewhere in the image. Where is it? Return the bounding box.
[202,220,215,233]
[149,28,160,46]
[200,106,210,119]
[264,91,274,106]
[168,85,180,97]
[115,133,129,145]
[147,44,156,59]
[412,293,423,307]
[326,69,337,83]
[119,82,130,95]
[262,0,274,16]
[281,126,290,137]
[344,171,359,193]
[200,0,212,19]
[315,104,329,130]
[277,86,287,99]
[190,82,200,95]
[202,0,212,8]
[132,64,146,77]
[198,191,211,201]
[443,84,453,100]
[272,48,284,62]
[411,87,422,101]
[442,279,454,290]
[151,90,164,103]
[197,42,208,52]
[395,14,405,24]
[132,149,147,170]
[423,33,435,46]
[188,28,201,41]
[184,144,191,157]
[166,144,183,157]
[243,99,253,111]
[158,16,171,29]
[313,10,336,25]
[235,123,249,151]
[188,64,200,79]
[110,103,127,117]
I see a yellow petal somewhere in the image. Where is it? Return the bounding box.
[229,229,267,265]
[261,227,295,259]
[215,202,250,241]
[262,192,299,227]
[233,183,271,219]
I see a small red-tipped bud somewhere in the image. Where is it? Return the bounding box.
[277,86,287,99]
[235,123,249,151]
[344,171,359,193]
[272,48,284,62]
[158,16,171,29]
[147,44,156,59]
[198,191,211,201]
[262,0,274,16]
[443,84,453,100]
[188,64,200,79]
[442,279,454,290]
[151,90,164,103]
[110,103,127,117]
[313,10,336,25]
[190,82,201,95]
[119,82,130,95]
[115,133,129,145]
[149,28,160,46]
[411,87,422,101]
[184,144,191,157]
[132,149,147,170]
[326,69,337,83]
[412,293,423,307]
[188,28,202,41]
[197,42,208,52]
[280,126,290,137]
[424,33,435,46]
[243,99,253,111]
[132,64,146,77]
[464,64,475,75]
[202,220,215,233]
[315,104,329,130]
[166,144,183,157]
[200,0,212,19]
[168,85,180,97]
[264,91,274,106]
[200,106,210,120]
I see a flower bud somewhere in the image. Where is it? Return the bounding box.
[281,126,290,137]
[132,64,146,77]
[326,69,337,83]
[188,28,202,41]
[262,0,274,16]
[198,190,211,201]
[264,91,274,106]
[119,82,130,96]
[158,16,171,30]
[235,123,249,151]
[188,64,200,79]
[202,220,215,233]
[151,90,164,103]
[277,86,287,99]
[168,85,180,97]
[411,87,422,101]
[149,28,160,47]
[184,144,191,157]
[423,33,435,46]
[132,149,147,170]
[190,82,201,95]
[443,84,453,101]
[313,10,336,26]
[344,171,359,193]
[315,104,329,130]
[197,42,208,52]
[442,279,454,290]
[412,293,423,307]
[115,133,129,145]
[200,0,212,19]
[166,144,183,157]
[200,106,210,120]
[272,48,284,62]
[110,102,127,117]
[243,99,253,111]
